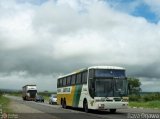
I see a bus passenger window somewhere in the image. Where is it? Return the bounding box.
[63,78,66,86]
[76,73,82,84]
[57,79,60,87]
[60,79,63,87]
[71,75,76,85]
[67,76,71,86]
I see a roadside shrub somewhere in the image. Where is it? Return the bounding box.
[143,95,153,101]
[0,91,2,97]
[153,93,160,100]
[129,93,160,102]
[143,93,160,102]
[129,95,141,101]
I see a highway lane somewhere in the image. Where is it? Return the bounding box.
[5,95,160,119]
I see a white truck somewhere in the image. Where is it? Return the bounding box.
[22,85,37,101]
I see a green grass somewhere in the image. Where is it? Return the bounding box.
[8,93,21,97]
[129,101,160,109]
[0,95,12,113]
[42,95,49,102]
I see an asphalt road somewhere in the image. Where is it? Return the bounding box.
[5,95,160,119]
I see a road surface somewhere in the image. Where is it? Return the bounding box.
[4,95,160,119]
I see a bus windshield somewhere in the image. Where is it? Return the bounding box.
[94,78,128,97]
[95,79,113,97]
[95,69,125,78]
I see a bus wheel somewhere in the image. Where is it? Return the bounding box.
[62,99,67,109]
[61,99,63,107]
[110,109,116,113]
[83,101,89,113]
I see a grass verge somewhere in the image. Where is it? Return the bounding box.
[8,93,21,97]
[43,96,49,102]
[0,95,12,113]
[129,101,160,109]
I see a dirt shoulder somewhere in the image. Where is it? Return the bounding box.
[9,100,58,119]
[9,100,43,113]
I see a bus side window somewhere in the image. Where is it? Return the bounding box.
[71,75,76,85]
[67,76,71,86]
[82,71,87,84]
[57,79,60,88]
[76,73,82,84]
[63,78,66,86]
[60,78,63,87]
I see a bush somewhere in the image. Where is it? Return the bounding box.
[143,93,160,102]
[143,95,153,101]
[129,93,160,102]
[154,92,160,100]
[0,91,2,97]
[129,95,141,101]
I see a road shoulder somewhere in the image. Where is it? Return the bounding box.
[9,100,59,119]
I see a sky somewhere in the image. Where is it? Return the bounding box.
[0,0,160,92]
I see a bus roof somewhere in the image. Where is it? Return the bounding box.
[88,66,125,70]
[58,66,125,79]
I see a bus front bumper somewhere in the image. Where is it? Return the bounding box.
[93,102,128,110]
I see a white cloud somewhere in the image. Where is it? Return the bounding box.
[0,71,59,91]
[0,1,36,50]
[32,0,160,64]
[140,77,160,92]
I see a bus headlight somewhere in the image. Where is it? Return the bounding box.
[95,97,105,102]
[95,99,104,102]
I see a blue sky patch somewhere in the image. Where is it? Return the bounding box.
[131,3,158,23]
[106,0,159,23]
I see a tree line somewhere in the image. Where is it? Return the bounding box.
[128,77,160,101]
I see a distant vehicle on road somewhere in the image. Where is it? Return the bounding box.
[22,85,37,101]
[35,95,44,102]
[49,94,57,105]
[57,66,129,113]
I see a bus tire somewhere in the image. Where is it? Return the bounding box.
[62,99,67,109]
[83,100,89,113]
[61,98,63,108]
[110,109,116,113]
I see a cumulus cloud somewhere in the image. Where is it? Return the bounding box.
[0,0,160,91]
[0,71,59,91]
[140,77,160,92]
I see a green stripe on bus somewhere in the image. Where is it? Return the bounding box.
[72,85,82,107]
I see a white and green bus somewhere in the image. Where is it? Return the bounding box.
[57,66,128,113]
